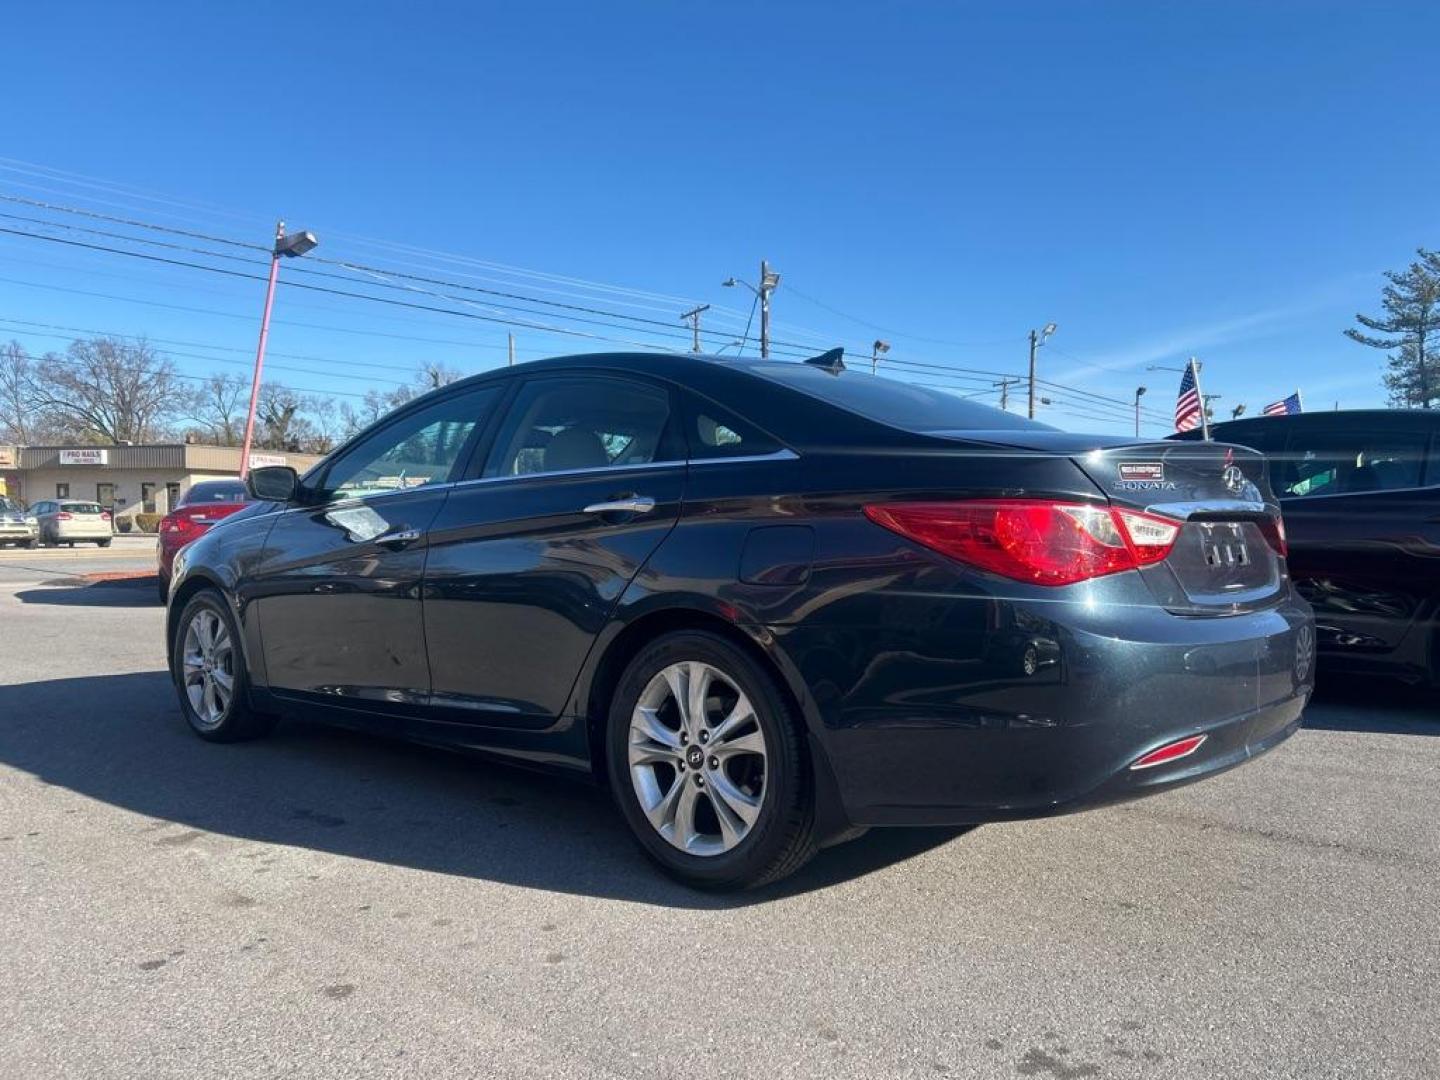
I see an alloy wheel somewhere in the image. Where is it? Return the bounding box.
[181,608,235,730]
[627,660,768,857]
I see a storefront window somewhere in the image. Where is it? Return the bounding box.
[56,483,69,498]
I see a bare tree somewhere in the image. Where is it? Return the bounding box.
[185,372,250,445]
[32,337,185,443]
[0,340,42,444]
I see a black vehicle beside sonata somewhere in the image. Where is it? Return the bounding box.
[166,351,1314,888]
[1176,410,1440,686]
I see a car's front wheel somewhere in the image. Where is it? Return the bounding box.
[607,630,816,890]
[171,591,275,742]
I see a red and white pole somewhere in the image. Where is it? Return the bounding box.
[238,220,285,479]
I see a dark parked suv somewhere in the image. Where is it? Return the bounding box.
[1178,410,1440,686]
[166,351,1314,888]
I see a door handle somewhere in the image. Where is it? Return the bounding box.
[376,528,423,549]
[582,496,656,516]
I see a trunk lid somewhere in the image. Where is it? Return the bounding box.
[937,430,1287,615]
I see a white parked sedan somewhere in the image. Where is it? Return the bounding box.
[0,496,38,548]
[28,499,114,547]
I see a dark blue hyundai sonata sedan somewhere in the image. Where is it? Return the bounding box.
[165,350,1314,888]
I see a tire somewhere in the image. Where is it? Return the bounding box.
[170,590,276,743]
[97,539,111,548]
[606,630,816,890]
[24,538,36,549]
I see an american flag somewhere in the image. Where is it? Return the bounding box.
[1263,392,1303,417]
[1174,363,1202,432]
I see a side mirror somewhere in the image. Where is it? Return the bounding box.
[246,465,299,503]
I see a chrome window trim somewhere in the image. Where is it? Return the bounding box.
[275,447,800,515]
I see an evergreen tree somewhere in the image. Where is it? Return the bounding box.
[1346,248,1440,408]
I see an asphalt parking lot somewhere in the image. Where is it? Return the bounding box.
[1,543,1436,1080]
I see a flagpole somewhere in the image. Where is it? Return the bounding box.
[1189,357,1211,440]
[1295,389,1305,414]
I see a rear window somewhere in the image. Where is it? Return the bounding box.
[181,481,248,505]
[747,362,1054,433]
[62,503,104,514]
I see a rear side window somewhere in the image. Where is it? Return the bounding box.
[748,362,1053,433]
[1277,430,1430,498]
[484,376,677,478]
[686,397,783,460]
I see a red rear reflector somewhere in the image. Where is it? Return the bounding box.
[862,500,1181,586]
[1130,734,1207,771]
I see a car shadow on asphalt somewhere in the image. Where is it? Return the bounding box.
[13,578,160,608]
[1304,679,1437,737]
[0,670,970,907]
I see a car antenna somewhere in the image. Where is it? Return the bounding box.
[804,348,845,373]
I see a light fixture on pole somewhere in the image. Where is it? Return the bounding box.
[239,220,319,478]
[1134,385,1147,437]
[1028,322,1057,419]
[871,339,890,374]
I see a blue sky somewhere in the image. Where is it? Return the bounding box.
[1,1,1436,434]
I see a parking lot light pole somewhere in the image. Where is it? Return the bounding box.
[239,220,318,479]
[1134,385,1147,436]
[1028,323,1057,419]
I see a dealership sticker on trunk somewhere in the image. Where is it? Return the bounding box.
[1118,462,1165,482]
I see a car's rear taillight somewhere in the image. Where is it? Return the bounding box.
[100,510,112,522]
[862,499,1181,586]
[1260,515,1287,557]
[160,511,206,543]
[57,511,73,521]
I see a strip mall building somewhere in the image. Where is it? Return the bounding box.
[0,444,322,523]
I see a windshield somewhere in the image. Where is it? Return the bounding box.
[747,362,1056,433]
[0,496,21,513]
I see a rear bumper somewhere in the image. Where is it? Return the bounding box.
[53,523,112,540]
[775,588,1316,828]
[844,692,1305,826]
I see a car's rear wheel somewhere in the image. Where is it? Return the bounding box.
[97,538,111,548]
[607,630,816,890]
[171,591,275,743]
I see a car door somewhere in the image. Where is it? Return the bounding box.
[249,382,503,719]
[418,372,686,738]
[1275,424,1438,665]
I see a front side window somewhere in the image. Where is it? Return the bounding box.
[1278,430,1430,498]
[321,385,500,502]
[485,376,675,478]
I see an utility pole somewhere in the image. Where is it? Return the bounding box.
[1134,385,1147,437]
[871,339,890,373]
[995,377,1019,411]
[507,333,515,367]
[681,304,710,353]
[1027,322,1057,419]
[758,259,780,359]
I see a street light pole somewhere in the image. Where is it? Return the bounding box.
[239,220,318,479]
[1028,322,1056,419]
[871,339,890,374]
[1134,385,1147,437]
[758,260,779,359]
